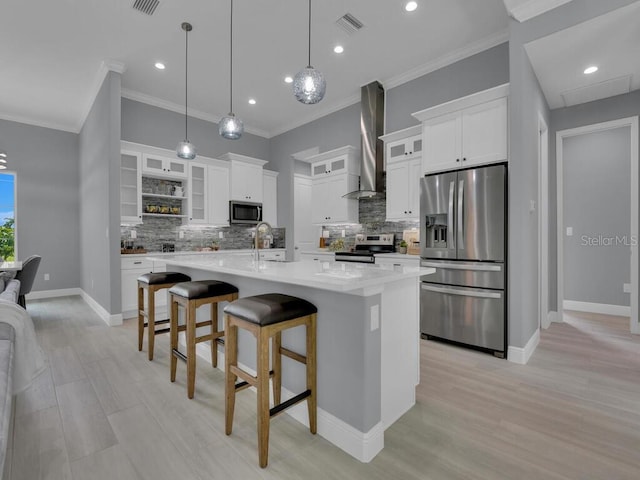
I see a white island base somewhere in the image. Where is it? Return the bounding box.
[153,254,432,462]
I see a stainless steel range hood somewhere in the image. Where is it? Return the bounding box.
[343,81,385,199]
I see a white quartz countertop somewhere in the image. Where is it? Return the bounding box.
[122,248,285,258]
[150,253,434,295]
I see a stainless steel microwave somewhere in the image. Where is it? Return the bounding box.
[229,201,262,224]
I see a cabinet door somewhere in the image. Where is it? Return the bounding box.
[188,163,208,224]
[167,159,187,177]
[231,162,263,202]
[422,113,461,174]
[311,178,330,224]
[246,164,264,202]
[209,165,230,225]
[407,158,422,219]
[461,97,507,166]
[121,151,142,224]
[142,154,187,178]
[263,173,278,226]
[385,161,410,220]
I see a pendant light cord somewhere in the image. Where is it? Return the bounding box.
[229,0,234,114]
[184,25,189,138]
[307,0,312,67]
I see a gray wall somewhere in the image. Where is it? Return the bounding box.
[121,99,270,163]
[0,119,80,291]
[549,89,640,310]
[79,71,122,314]
[563,127,631,306]
[270,45,509,260]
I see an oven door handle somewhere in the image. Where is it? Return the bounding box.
[421,284,502,299]
[421,261,502,272]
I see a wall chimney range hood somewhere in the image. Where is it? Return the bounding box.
[343,81,385,199]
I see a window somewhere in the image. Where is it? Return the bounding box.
[0,173,15,261]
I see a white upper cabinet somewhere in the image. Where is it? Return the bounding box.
[142,153,187,178]
[120,150,142,224]
[413,84,509,174]
[385,133,423,163]
[219,153,268,202]
[263,170,278,227]
[187,162,208,224]
[187,161,230,226]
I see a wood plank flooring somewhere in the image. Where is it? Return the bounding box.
[7,297,640,479]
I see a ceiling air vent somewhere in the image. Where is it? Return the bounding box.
[132,0,160,16]
[336,13,364,35]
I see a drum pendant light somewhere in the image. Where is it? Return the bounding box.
[219,0,244,140]
[176,22,197,159]
[293,0,326,104]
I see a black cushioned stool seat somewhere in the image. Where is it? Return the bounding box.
[169,280,238,399]
[223,293,317,468]
[137,271,192,361]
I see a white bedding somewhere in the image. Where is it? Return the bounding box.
[0,300,46,394]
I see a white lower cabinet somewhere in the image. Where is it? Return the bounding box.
[375,255,420,267]
[299,251,335,262]
[260,249,285,261]
[121,257,167,318]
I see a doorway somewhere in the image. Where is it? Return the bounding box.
[538,114,550,329]
[556,116,639,333]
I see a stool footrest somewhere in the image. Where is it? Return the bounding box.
[194,334,214,344]
[280,347,307,365]
[233,369,275,392]
[143,318,170,327]
[270,390,311,418]
[154,327,171,335]
[172,349,187,362]
[195,320,213,328]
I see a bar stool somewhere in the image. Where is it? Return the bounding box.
[223,293,317,468]
[169,280,239,399]
[137,272,191,361]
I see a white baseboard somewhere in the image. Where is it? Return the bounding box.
[26,288,82,300]
[549,311,560,323]
[507,329,540,365]
[79,291,123,326]
[188,340,384,462]
[563,300,631,317]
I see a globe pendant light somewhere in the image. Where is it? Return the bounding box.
[219,0,244,140]
[176,22,196,159]
[293,0,326,104]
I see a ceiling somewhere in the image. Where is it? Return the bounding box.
[525,1,640,109]
[0,0,510,137]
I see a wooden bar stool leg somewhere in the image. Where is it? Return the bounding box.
[137,285,144,351]
[186,300,197,399]
[211,302,218,368]
[225,315,238,436]
[272,331,282,406]
[307,314,317,434]
[257,328,271,468]
[148,287,156,361]
[170,296,179,382]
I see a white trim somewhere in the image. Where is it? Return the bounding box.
[557,116,639,334]
[509,0,573,23]
[26,288,82,300]
[0,113,77,134]
[412,84,510,122]
[563,300,631,318]
[538,113,550,330]
[121,89,270,139]
[507,329,540,365]
[191,342,384,462]
[217,152,268,167]
[548,311,560,324]
[79,290,123,326]
[76,60,125,133]
[292,147,320,162]
[379,125,422,144]
[296,145,357,164]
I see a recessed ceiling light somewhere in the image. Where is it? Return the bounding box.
[334,45,344,54]
[583,66,598,75]
[405,1,418,12]
[284,76,293,84]
[155,62,166,70]
[248,98,257,105]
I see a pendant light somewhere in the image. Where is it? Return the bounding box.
[219,0,244,140]
[0,151,6,170]
[176,22,197,159]
[293,0,326,104]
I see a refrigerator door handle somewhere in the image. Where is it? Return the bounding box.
[421,284,502,299]
[421,261,502,272]
[448,180,455,250]
[457,179,464,250]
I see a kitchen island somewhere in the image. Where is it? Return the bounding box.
[152,252,433,462]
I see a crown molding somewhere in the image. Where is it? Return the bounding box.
[508,0,573,23]
[121,89,271,139]
[0,112,77,133]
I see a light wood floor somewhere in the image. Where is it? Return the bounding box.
[6,297,640,479]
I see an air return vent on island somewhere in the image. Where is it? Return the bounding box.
[335,13,364,35]
[132,0,160,16]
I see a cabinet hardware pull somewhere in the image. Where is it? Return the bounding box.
[456,158,460,162]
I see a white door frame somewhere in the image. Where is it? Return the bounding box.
[538,114,550,329]
[556,116,639,333]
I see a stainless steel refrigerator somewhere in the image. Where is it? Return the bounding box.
[420,163,507,357]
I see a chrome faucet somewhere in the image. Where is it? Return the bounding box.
[254,221,272,262]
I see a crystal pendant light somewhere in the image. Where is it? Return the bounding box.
[293,0,326,104]
[219,0,244,140]
[176,22,196,159]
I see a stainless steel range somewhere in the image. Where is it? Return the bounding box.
[334,234,395,264]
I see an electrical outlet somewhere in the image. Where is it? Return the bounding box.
[130,230,137,239]
[44,273,50,281]
[178,230,184,239]
[566,227,573,236]
[370,305,380,331]
[624,283,631,293]
[219,231,224,239]
[341,229,346,238]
